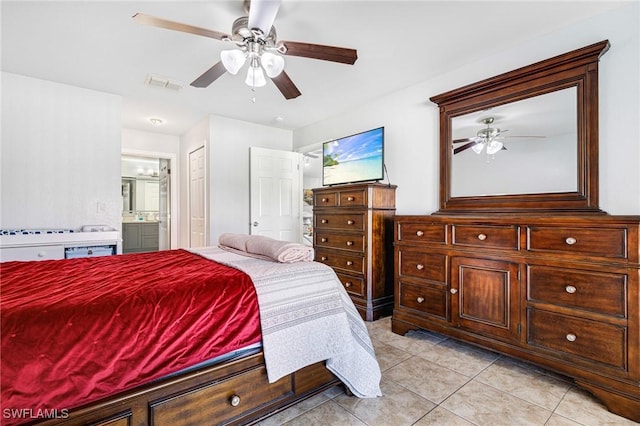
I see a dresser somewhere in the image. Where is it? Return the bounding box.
[312,183,396,321]
[0,230,120,261]
[392,214,640,421]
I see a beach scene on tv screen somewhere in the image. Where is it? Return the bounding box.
[323,128,383,185]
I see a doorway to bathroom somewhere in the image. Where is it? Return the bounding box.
[121,154,171,253]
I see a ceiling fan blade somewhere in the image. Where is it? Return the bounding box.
[504,135,547,138]
[453,141,478,154]
[453,138,474,144]
[191,61,227,88]
[247,0,281,34]
[280,41,358,65]
[271,71,301,99]
[132,13,229,41]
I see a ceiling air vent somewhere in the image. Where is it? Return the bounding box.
[145,74,183,91]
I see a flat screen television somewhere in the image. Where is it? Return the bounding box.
[322,127,384,186]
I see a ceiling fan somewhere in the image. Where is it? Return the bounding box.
[453,117,545,155]
[133,0,358,100]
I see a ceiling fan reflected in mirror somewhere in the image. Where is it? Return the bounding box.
[133,0,358,100]
[453,117,546,156]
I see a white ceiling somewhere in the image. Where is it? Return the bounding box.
[1,1,629,136]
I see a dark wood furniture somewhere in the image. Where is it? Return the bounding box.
[313,183,396,321]
[392,40,640,422]
[36,353,338,425]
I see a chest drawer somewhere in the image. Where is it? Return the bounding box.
[314,191,338,207]
[527,265,627,317]
[397,222,446,244]
[527,309,627,370]
[150,365,292,425]
[527,226,627,259]
[339,189,367,206]
[452,225,519,250]
[315,213,365,231]
[0,245,65,262]
[398,281,448,320]
[398,249,447,283]
[315,248,364,275]
[336,272,365,297]
[315,231,364,252]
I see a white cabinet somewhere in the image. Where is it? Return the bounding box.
[0,245,65,262]
[0,231,121,262]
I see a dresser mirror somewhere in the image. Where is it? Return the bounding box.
[430,40,609,213]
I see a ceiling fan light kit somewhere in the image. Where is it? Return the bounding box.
[133,0,358,100]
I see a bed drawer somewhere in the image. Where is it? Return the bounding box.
[315,231,365,252]
[398,281,448,320]
[315,249,364,275]
[527,308,627,370]
[315,213,365,231]
[452,225,519,250]
[0,245,65,262]
[527,226,627,259]
[397,222,446,244]
[527,265,627,317]
[150,365,292,425]
[397,249,447,283]
[336,272,365,297]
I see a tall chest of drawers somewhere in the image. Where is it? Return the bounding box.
[392,214,640,422]
[313,183,396,321]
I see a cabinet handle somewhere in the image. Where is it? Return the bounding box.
[450,288,458,294]
[416,297,425,303]
[416,230,424,237]
[321,237,328,243]
[347,220,354,225]
[566,333,577,342]
[230,394,241,407]
[322,197,329,202]
[37,251,46,257]
[321,219,328,224]
[346,241,354,246]
[477,233,487,241]
[565,285,577,294]
[416,264,424,270]
[321,256,327,261]
[346,261,353,266]
[347,196,355,201]
[565,237,577,245]
[345,281,352,288]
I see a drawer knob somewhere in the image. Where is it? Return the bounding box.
[322,197,329,202]
[347,196,355,201]
[321,219,328,224]
[565,285,577,294]
[566,333,577,342]
[346,261,353,266]
[416,264,425,270]
[416,297,425,303]
[450,288,458,294]
[321,237,328,243]
[347,220,355,225]
[345,281,352,288]
[321,256,327,261]
[477,233,487,241]
[230,394,241,407]
[565,237,577,245]
[37,251,46,257]
[416,230,424,237]
[346,241,354,246]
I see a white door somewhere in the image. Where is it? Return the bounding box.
[158,158,170,250]
[249,147,302,242]
[189,146,206,247]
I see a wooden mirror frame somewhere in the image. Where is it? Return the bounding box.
[430,40,610,214]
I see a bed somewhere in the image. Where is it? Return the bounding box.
[1,238,381,425]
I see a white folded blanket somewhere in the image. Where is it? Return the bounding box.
[219,233,314,263]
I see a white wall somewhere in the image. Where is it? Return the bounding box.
[1,72,122,230]
[293,2,640,216]
[208,115,292,244]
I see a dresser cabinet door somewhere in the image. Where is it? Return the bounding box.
[451,257,520,342]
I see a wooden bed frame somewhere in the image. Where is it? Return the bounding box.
[32,352,338,425]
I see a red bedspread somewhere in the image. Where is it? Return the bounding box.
[0,249,261,422]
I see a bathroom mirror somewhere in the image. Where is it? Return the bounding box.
[430,40,609,213]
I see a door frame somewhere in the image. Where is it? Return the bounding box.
[121,148,179,249]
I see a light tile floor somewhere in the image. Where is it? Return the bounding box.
[257,316,639,426]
